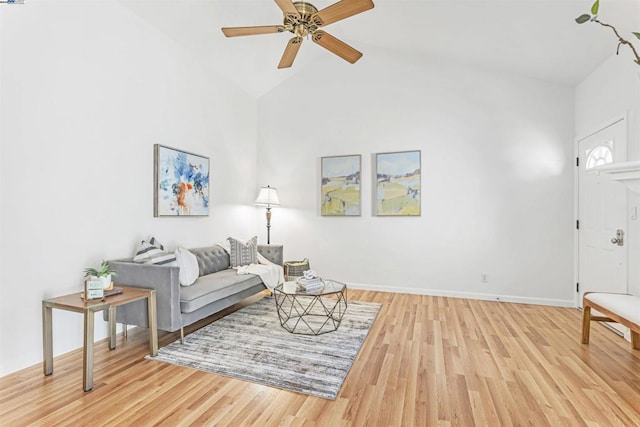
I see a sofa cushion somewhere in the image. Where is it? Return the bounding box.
[228,236,257,267]
[190,246,230,276]
[180,269,264,313]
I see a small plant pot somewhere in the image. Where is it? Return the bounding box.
[90,274,113,291]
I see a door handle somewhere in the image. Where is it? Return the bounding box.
[611,229,624,246]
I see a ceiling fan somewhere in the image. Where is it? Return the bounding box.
[221,0,375,69]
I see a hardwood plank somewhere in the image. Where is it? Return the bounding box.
[1,290,640,425]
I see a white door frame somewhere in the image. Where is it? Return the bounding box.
[574,113,628,308]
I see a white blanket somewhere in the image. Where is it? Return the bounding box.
[217,241,284,291]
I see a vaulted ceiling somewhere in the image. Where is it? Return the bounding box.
[121,0,640,97]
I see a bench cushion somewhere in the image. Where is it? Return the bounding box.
[584,293,640,325]
[180,269,263,313]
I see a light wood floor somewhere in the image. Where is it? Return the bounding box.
[1,290,639,426]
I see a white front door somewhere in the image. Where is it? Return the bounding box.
[578,118,628,319]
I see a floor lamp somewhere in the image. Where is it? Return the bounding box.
[255,185,280,244]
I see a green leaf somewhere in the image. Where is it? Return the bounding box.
[83,260,116,277]
[591,0,599,15]
[633,32,640,40]
[575,14,592,24]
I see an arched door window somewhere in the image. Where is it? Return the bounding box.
[585,142,613,170]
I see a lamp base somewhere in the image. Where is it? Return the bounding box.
[266,207,272,245]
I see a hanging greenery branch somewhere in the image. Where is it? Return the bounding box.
[575,0,640,67]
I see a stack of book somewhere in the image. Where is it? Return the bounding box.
[297,277,324,291]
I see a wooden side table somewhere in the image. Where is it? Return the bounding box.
[42,285,158,391]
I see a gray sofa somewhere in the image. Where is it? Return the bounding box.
[107,244,283,341]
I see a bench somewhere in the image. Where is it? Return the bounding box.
[582,292,640,350]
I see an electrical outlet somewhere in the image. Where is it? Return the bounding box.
[481,273,488,283]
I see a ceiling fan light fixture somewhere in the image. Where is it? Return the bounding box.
[293,25,308,37]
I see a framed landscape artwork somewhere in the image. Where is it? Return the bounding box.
[154,144,210,217]
[321,154,361,216]
[375,150,421,216]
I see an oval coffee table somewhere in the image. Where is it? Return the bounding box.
[273,279,348,335]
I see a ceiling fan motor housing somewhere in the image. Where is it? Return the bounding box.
[285,2,320,38]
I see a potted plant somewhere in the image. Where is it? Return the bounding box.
[575,0,640,68]
[84,260,116,291]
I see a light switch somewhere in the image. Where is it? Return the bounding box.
[632,206,638,221]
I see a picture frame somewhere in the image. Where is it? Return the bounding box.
[321,154,361,216]
[375,150,421,216]
[154,144,210,217]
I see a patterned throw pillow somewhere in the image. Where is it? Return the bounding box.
[133,238,164,262]
[228,236,257,268]
[133,237,176,265]
[147,252,177,266]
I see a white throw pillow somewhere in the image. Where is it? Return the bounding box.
[175,247,199,286]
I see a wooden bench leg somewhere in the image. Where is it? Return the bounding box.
[632,330,640,350]
[582,306,591,345]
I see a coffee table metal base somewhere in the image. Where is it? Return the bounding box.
[274,288,347,335]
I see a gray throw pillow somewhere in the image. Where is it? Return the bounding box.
[228,236,257,268]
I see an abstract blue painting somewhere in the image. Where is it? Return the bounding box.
[154,144,210,217]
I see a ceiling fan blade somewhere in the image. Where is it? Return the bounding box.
[278,37,303,69]
[312,30,363,64]
[311,0,374,27]
[274,0,301,19]
[222,25,285,37]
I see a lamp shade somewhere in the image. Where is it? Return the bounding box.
[254,185,281,207]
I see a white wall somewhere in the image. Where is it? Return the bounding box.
[0,7,4,361]
[257,51,575,306]
[575,53,640,297]
[0,1,258,375]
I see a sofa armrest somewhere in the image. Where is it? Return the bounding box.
[258,244,283,266]
[107,261,182,332]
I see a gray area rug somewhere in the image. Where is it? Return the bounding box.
[147,296,381,400]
